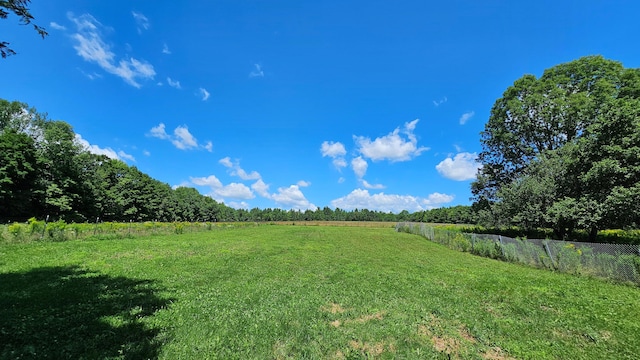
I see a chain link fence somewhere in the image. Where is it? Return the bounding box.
[395,222,640,285]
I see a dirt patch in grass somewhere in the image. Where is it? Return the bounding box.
[432,335,462,355]
[348,340,395,356]
[321,302,346,314]
[459,326,477,343]
[482,346,516,360]
[353,311,385,323]
[330,320,342,328]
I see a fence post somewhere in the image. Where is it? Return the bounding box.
[471,233,476,252]
[498,235,506,258]
[543,241,556,270]
[41,214,49,239]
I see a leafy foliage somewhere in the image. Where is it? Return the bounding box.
[474,56,640,240]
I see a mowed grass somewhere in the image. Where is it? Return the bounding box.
[1,226,639,359]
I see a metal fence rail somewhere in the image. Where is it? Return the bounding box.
[395,222,640,285]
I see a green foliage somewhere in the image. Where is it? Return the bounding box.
[474,56,640,239]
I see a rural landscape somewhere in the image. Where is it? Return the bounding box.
[2,1,640,359]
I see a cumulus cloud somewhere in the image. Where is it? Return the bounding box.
[167,77,181,89]
[351,156,368,178]
[355,119,429,162]
[219,157,233,168]
[361,180,385,190]
[321,141,346,158]
[191,175,222,188]
[271,185,317,211]
[219,157,261,180]
[131,11,149,33]
[331,189,454,213]
[227,201,250,209]
[199,87,210,101]
[321,141,348,170]
[68,12,155,88]
[172,126,198,150]
[148,123,212,151]
[435,152,481,181]
[190,175,255,200]
[215,183,255,199]
[249,63,264,78]
[297,180,311,187]
[251,179,271,198]
[459,111,475,125]
[75,134,135,162]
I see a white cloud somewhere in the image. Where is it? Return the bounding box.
[333,158,347,169]
[117,150,136,162]
[459,111,475,125]
[355,119,428,162]
[167,77,181,89]
[321,141,347,170]
[330,189,454,213]
[199,87,210,101]
[215,183,255,199]
[191,175,254,200]
[149,123,211,151]
[162,43,171,54]
[361,180,385,189]
[219,158,261,180]
[249,63,264,78]
[351,156,368,178]
[219,157,233,168]
[297,180,311,187]
[338,177,345,184]
[68,12,156,88]
[251,179,271,198]
[49,22,66,31]
[172,126,198,150]
[149,123,169,139]
[227,201,249,210]
[132,11,150,33]
[425,192,455,205]
[435,152,481,181]
[271,185,317,211]
[75,134,135,162]
[321,141,346,158]
[433,96,447,107]
[191,175,223,188]
[143,150,151,156]
[235,168,261,181]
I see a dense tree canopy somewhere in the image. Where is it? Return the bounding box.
[474,56,640,240]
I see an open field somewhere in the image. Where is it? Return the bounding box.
[1,225,639,359]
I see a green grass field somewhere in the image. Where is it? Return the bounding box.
[1,225,639,359]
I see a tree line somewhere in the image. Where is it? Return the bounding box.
[473,55,640,241]
[0,99,476,224]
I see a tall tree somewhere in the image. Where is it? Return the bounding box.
[473,56,627,203]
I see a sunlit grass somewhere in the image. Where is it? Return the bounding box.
[1,225,639,359]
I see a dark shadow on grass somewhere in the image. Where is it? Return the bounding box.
[0,266,172,359]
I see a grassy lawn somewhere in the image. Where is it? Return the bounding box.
[1,225,639,359]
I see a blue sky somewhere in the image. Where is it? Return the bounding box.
[2,1,639,212]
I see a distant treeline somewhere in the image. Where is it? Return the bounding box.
[0,99,476,224]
